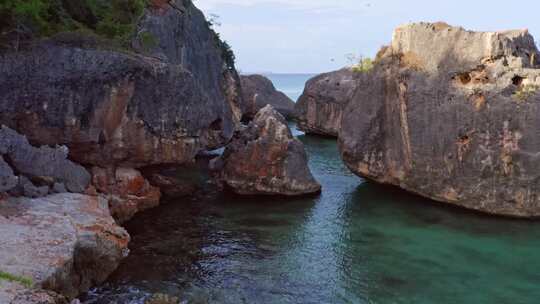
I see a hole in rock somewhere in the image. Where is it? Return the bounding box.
[512,75,524,86]
[210,118,223,131]
[457,72,471,85]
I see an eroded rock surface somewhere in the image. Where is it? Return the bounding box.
[218,105,321,196]
[91,167,161,224]
[339,22,540,217]
[0,126,90,194]
[0,44,231,168]
[241,74,296,120]
[0,1,243,168]
[0,193,129,300]
[295,68,358,136]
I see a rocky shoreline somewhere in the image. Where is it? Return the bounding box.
[2,0,540,302]
[0,1,320,302]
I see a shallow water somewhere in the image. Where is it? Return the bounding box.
[83,125,540,304]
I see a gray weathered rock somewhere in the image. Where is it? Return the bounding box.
[51,182,68,194]
[339,22,540,217]
[0,126,90,193]
[0,282,68,304]
[0,155,17,193]
[241,74,296,119]
[219,105,321,196]
[0,193,129,299]
[0,0,243,168]
[295,68,358,136]
[134,0,246,129]
[0,44,231,168]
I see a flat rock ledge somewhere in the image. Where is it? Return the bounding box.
[216,105,321,196]
[0,193,129,303]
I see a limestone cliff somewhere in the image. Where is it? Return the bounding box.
[339,22,540,217]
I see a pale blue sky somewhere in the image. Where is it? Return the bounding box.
[198,0,540,74]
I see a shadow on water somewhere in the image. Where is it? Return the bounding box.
[82,123,540,304]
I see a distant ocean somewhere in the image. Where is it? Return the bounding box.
[262,73,317,102]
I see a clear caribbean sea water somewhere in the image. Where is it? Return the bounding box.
[82,74,540,304]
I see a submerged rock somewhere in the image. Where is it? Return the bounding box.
[91,167,161,223]
[295,68,358,137]
[240,74,296,120]
[219,105,321,196]
[339,22,540,217]
[0,193,129,299]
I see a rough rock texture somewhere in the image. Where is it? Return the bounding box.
[133,0,245,129]
[0,283,67,304]
[0,126,90,193]
[0,193,129,299]
[142,165,201,198]
[0,155,17,193]
[219,105,321,196]
[240,74,296,119]
[0,44,231,168]
[295,68,358,136]
[0,1,243,168]
[339,22,540,217]
[91,167,161,223]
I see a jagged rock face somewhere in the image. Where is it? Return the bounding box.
[0,43,230,168]
[0,126,90,195]
[134,0,245,128]
[295,68,358,136]
[0,0,241,168]
[339,22,540,217]
[240,74,296,119]
[219,105,321,196]
[0,193,130,299]
[91,167,161,223]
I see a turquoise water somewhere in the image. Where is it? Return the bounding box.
[82,76,540,304]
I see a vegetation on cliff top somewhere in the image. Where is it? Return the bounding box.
[0,0,148,47]
[0,270,33,288]
[0,0,237,69]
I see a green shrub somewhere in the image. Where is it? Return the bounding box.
[139,30,158,51]
[0,0,149,42]
[513,84,539,101]
[0,271,33,288]
[351,57,374,73]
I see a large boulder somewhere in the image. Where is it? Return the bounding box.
[295,68,358,136]
[0,126,90,194]
[0,193,130,300]
[240,74,296,119]
[339,22,540,217]
[218,105,321,196]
